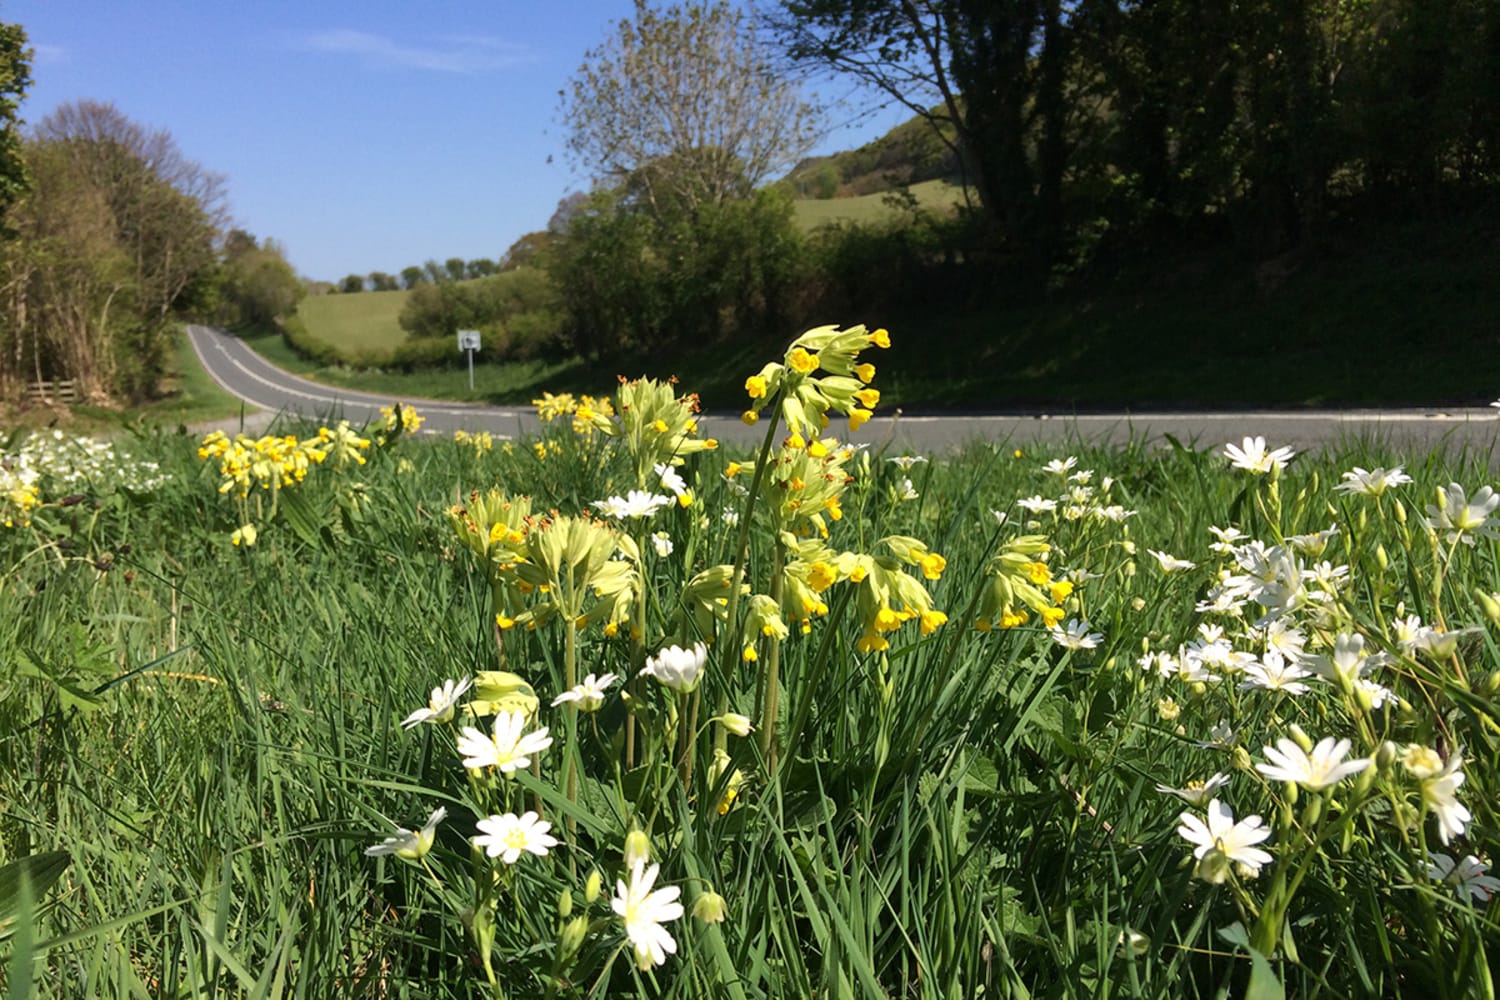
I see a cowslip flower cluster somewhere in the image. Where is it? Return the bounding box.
[740,324,889,436]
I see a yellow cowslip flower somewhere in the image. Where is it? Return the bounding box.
[920,609,948,635]
[1040,606,1066,628]
[742,644,758,662]
[856,633,889,653]
[974,617,993,632]
[1049,580,1075,602]
[652,419,669,433]
[496,614,516,630]
[848,408,872,432]
[854,362,875,383]
[807,439,829,458]
[850,564,868,583]
[746,375,768,399]
[919,552,947,581]
[787,432,806,450]
[868,328,891,348]
[725,461,743,478]
[807,561,837,591]
[788,347,819,373]
[1026,561,1053,585]
[230,524,258,547]
[873,605,901,633]
[854,388,880,409]
[1001,609,1029,628]
[533,391,578,422]
[823,497,842,521]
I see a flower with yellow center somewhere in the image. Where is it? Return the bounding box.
[745,375,768,399]
[807,561,838,591]
[1026,561,1053,586]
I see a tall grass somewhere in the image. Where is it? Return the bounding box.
[3,355,1498,997]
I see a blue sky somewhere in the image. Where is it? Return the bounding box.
[7,1,909,281]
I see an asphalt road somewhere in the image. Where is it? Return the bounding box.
[187,324,1499,458]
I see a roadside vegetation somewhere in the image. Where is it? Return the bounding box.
[4,326,1499,996]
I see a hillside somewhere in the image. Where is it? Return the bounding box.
[781,110,960,199]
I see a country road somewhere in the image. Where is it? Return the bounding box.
[186,325,1499,458]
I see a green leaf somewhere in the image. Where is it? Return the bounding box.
[0,852,70,942]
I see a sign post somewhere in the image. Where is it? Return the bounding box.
[456,329,481,391]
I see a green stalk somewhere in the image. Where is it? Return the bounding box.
[758,539,786,774]
[716,404,781,753]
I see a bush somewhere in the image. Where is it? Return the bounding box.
[546,185,810,357]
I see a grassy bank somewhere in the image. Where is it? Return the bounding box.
[5,349,1498,995]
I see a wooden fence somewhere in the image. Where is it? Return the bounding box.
[24,379,79,404]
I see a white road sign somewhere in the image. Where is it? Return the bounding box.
[457,329,481,351]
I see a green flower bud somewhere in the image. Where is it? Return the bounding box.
[558,915,589,962]
[1288,724,1313,753]
[1232,747,1253,772]
[585,869,603,904]
[1476,589,1500,624]
[558,888,573,918]
[692,889,728,924]
[624,830,651,869]
[1300,794,1323,827]
[1375,740,1398,773]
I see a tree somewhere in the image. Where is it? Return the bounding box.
[560,1,822,221]
[0,19,31,232]
[400,265,427,289]
[368,270,399,291]
[465,257,496,279]
[222,236,303,325]
[339,274,365,293]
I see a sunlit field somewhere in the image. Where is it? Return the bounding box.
[4,327,1499,998]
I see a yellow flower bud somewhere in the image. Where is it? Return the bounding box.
[868,328,891,348]
[741,410,759,425]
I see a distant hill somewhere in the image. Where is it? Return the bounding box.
[781,110,961,200]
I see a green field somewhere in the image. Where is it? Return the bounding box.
[791,178,968,229]
[293,287,411,354]
[5,335,1500,995]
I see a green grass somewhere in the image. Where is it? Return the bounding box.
[294,288,411,355]
[5,369,1499,996]
[791,178,968,230]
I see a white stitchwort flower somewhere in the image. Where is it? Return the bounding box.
[455,710,553,773]
[1238,651,1316,695]
[1017,495,1058,513]
[1425,483,1500,545]
[365,806,446,860]
[1177,799,1273,883]
[473,811,558,864]
[640,642,707,693]
[897,477,920,501]
[592,490,673,520]
[1422,753,1471,845]
[1155,772,1231,806]
[1224,436,1295,474]
[551,673,618,712]
[1148,549,1196,573]
[1335,466,1412,497]
[651,531,674,557]
[1427,853,1500,904]
[888,454,927,470]
[1043,456,1078,476]
[654,463,691,504]
[1256,736,1370,790]
[1050,618,1103,650]
[401,676,473,729]
[613,861,684,970]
